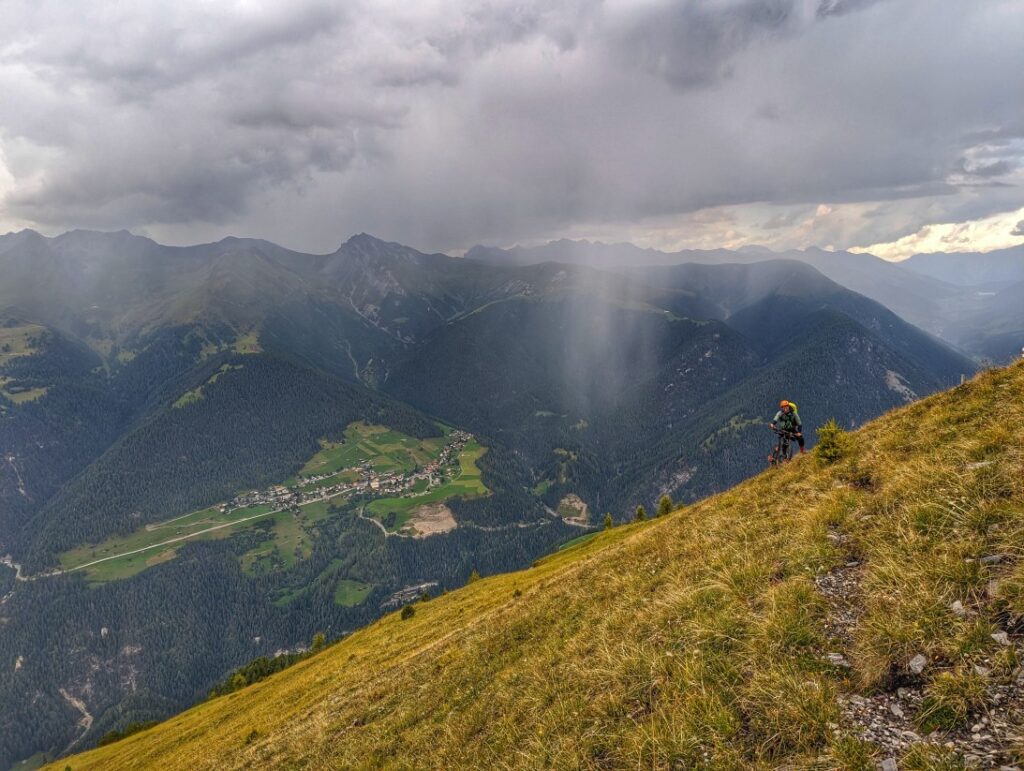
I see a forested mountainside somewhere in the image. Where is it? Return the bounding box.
[53,361,1024,771]
[0,230,979,768]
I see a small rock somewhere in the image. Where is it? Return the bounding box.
[890,703,905,718]
[981,554,1009,566]
[974,664,991,677]
[992,631,1011,646]
[951,600,967,617]
[972,723,984,733]
[879,758,898,771]
[846,560,860,567]
[909,653,928,674]
[826,652,851,668]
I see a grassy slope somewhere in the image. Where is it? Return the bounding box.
[54,363,1024,770]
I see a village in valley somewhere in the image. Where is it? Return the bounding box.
[223,429,476,518]
[57,425,489,583]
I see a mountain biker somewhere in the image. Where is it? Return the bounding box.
[771,400,805,454]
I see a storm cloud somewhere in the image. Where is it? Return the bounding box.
[1,0,1022,255]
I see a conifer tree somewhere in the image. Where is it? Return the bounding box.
[657,495,673,517]
[603,512,614,530]
[635,505,646,522]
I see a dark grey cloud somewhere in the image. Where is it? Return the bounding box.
[605,0,797,89]
[0,0,1022,254]
[1013,220,1024,237]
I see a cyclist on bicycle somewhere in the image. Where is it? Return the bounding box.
[771,400,805,454]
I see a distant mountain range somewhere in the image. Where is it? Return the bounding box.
[469,239,1024,361]
[0,228,1009,767]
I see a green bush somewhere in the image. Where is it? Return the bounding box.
[816,419,852,464]
[401,604,416,620]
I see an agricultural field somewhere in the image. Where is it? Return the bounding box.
[366,439,488,532]
[333,579,372,607]
[0,376,48,403]
[287,422,449,489]
[59,503,280,582]
[0,321,45,366]
[239,501,339,577]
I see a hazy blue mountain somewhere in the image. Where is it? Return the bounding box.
[467,238,1024,363]
[901,244,1024,287]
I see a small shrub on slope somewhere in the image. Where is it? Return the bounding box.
[816,418,852,464]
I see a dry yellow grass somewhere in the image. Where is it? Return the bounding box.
[53,362,1024,770]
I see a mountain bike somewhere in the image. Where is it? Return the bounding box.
[768,428,798,467]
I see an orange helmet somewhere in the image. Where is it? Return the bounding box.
[779,400,790,408]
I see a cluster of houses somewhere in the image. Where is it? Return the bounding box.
[215,430,474,518]
[381,581,439,609]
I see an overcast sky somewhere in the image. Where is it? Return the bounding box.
[1,0,1023,259]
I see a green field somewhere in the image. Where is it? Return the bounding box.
[58,423,476,582]
[60,503,282,582]
[0,376,48,403]
[0,322,44,365]
[173,363,243,408]
[334,579,372,607]
[366,440,488,531]
[239,501,341,577]
[286,422,448,488]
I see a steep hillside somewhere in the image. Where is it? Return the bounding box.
[54,362,1024,769]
